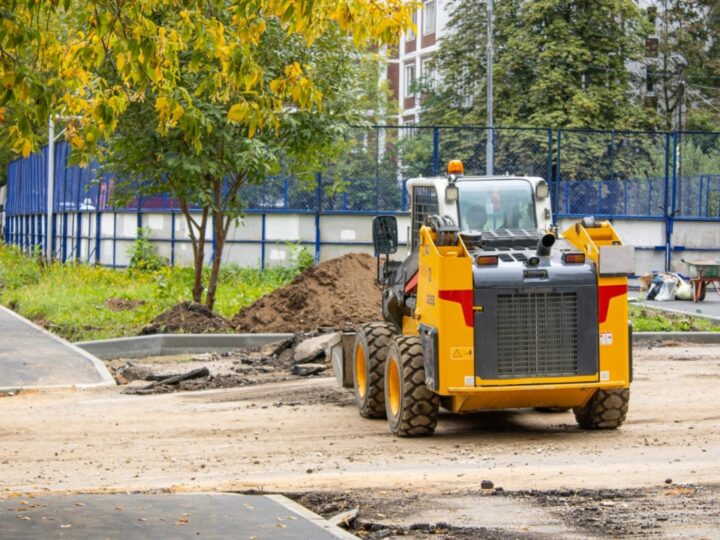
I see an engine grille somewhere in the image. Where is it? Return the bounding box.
[496,292,579,378]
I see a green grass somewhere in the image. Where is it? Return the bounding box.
[629,304,720,332]
[0,245,299,342]
[3,244,718,341]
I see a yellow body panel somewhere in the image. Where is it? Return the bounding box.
[415,228,475,391]
[407,221,631,413]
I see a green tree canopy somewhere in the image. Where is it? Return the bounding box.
[421,0,654,129]
[653,1,720,131]
[1,0,413,308]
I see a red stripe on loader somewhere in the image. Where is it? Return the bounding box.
[598,284,627,323]
[438,290,475,327]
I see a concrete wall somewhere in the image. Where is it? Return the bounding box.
[11,211,411,268]
[7,211,718,275]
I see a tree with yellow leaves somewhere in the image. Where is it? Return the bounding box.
[0,0,413,309]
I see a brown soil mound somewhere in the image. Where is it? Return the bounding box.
[233,253,382,332]
[141,302,232,335]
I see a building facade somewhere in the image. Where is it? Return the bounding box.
[385,0,450,126]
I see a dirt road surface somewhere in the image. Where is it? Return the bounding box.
[2,344,719,538]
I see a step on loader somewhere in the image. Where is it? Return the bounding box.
[352,160,635,437]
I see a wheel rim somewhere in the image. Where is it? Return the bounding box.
[387,355,401,416]
[355,344,367,399]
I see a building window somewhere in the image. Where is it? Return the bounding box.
[421,57,435,89]
[645,37,659,58]
[423,0,436,35]
[647,6,657,25]
[406,10,417,41]
[404,64,416,97]
[402,121,416,139]
[646,64,657,93]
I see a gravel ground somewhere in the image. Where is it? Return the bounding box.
[1,344,719,538]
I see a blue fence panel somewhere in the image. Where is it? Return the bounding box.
[555,129,669,218]
[674,132,720,219]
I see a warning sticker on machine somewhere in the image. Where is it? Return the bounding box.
[451,347,473,360]
[600,332,614,346]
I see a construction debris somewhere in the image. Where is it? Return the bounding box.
[109,333,338,394]
[294,333,341,363]
[292,363,327,377]
[328,507,359,529]
[142,367,210,389]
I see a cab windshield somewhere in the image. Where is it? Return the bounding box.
[457,179,536,231]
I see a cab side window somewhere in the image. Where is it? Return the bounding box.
[411,186,439,250]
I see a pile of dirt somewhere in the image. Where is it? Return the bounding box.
[233,253,382,333]
[141,302,232,335]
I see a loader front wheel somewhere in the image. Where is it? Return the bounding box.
[573,388,629,429]
[384,336,439,437]
[353,322,395,418]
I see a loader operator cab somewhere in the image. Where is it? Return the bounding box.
[404,161,553,252]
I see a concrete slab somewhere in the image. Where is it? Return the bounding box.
[77,333,295,360]
[0,306,115,391]
[0,493,355,539]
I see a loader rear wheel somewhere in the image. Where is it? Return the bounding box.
[573,388,629,429]
[353,322,395,418]
[384,335,439,437]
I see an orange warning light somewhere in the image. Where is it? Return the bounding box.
[447,160,464,175]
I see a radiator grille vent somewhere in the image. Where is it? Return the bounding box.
[496,292,579,378]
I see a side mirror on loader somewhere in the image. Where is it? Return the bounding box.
[372,215,398,255]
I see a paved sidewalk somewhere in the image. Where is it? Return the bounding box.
[0,493,354,539]
[0,306,115,390]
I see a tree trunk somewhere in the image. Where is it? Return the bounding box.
[205,211,229,311]
[180,201,208,304]
[205,175,233,311]
[193,208,209,304]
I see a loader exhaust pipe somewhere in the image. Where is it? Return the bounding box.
[536,233,556,257]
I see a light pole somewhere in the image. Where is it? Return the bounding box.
[486,0,494,176]
[46,116,55,263]
[46,114,80,263]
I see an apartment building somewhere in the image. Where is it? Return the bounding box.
[385,0,450,126]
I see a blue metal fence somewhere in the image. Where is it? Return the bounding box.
[4,126,720,269]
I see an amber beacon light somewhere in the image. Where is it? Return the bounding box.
[447,160,464,175]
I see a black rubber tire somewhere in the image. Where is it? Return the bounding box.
[353,322,395,418]
[573,389,630,429]
[384,335,439,437]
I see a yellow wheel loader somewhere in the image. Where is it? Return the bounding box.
[352,160,635,437]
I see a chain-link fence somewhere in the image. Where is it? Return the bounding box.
[674,132,720,219]
[555,129,670,218]
[4,127,720,268]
